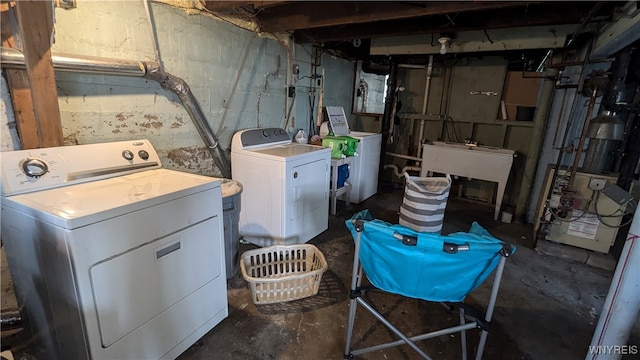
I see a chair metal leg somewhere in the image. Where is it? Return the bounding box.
[354,298,434,360]
[474,256,507,360]
[460,307,467,360]
[345,226,363,358]
[344,297,358,357]
[345,218,511,360]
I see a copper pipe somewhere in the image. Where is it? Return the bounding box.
[568,87,598,187]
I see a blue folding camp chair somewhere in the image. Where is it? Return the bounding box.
[344,210,514,360]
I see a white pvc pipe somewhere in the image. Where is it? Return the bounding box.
[586,209,640,359]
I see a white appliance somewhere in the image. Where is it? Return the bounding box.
[534,169,622,253]
[0,140,228,360]
[231,127,331,247]
[343,131,382,204]
[324,106,382,204]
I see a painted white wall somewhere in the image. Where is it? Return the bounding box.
[8,1,354,176]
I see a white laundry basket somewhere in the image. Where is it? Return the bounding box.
[240,244,328,304]
[399,172,452,233]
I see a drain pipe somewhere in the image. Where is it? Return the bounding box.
[384,57,434,178]
[1,47,231,178]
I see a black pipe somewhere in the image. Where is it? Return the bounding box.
[377,59,398,189]
[609,47,640,260]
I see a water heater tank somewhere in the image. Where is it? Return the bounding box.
[582,110,625,174]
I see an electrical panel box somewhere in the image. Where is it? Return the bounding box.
[535,169,622,253]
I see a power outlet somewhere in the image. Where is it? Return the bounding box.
[589,178,607,191]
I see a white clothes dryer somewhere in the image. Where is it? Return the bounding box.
[0,140,228,360]
[231,128,331,247]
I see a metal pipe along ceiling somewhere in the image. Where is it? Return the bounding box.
[0,47,231,178]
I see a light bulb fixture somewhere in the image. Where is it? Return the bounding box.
[438,36,451,55]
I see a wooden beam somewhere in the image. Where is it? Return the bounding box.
[14,0,64,147]
[591,2,640,59]
[370,25,577,56]
[257,1,535,32]
[203,1,286,11]
[294,3,587,43]
[1,2,40,149]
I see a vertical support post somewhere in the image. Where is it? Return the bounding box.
[1,3,39,149]
[14,0,64,147]
[516,68,557,221]
[377,59,398,188]
[586,209,640,359]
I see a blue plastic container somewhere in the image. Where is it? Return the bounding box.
[337,164,350,188]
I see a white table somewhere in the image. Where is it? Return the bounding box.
[421,142,515,220]
[329,157,354,215]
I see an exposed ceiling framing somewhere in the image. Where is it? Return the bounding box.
[202,1,621,60]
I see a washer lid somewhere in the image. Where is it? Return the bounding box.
[248,143,330,161]
[1,169,221,229]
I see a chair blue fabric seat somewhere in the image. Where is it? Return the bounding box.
[345,210,515,302]
[344,209,516,360]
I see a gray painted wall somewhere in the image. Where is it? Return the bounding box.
[2,1,353,176]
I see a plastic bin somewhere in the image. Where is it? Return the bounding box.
[240,244,328,304]
[221,179,243,280]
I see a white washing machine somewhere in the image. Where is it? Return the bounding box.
[322,107,382,204]
[231,128,331,247]
[0,140,228,360]
[343,131,382,204]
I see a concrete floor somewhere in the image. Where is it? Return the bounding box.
[176,187,639,360]
[2,187,639,359]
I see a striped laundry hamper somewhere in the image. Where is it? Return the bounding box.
[399,172,452,233]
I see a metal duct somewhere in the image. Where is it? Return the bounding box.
[582,110,625,175]
[143,62,231,178]
[0,47,231,178]
[1,47,146,76]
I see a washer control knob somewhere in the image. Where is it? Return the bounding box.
[21,158,49,178]
[122,150,134,161]
[262,130,269,138]
[138,150,149,160]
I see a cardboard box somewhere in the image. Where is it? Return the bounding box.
[501,71,542,120]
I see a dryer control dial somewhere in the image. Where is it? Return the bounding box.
[122,150,134,160]
[20,158,49,178]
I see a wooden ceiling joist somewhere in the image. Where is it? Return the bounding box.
[254,1,536,32]
[292,3,589,43]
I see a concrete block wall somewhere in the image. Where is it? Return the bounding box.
[15,1,354,176]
